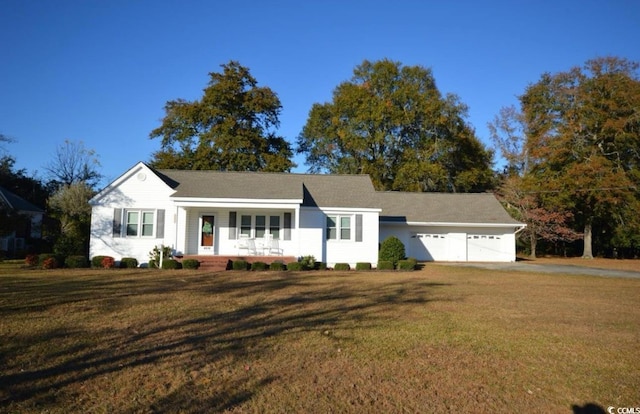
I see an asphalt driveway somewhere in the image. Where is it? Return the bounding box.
[444,262,640,279]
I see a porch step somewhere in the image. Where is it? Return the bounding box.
[181,255,296,271]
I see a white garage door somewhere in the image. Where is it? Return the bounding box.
[411,233,448,261]
[467,234,502,262]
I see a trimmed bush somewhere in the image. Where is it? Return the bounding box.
[286,262,304,271]
[182,259,200,269]
[25,254,39,267]
[317,262,327,271]
[232,260,249,270]
[355,262,372,271]
[42,257,58,269]
[251,261,268,271]
[39,254,62,269]
[161,259,182,270]
[91,255,110,268]
[377,260,394,270]
[119,257,139,268]
[65,255,89,268]
[299,255,316,270]
[379,236,406,266]
[101,256,116,269]
[333,263,350,271]
[269,262,285,271]
[397,259,417,271]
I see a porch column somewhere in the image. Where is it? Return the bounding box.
[175,207,188,255]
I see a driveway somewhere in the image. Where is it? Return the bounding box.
[444,262,640,279]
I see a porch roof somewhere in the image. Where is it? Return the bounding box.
[153,169,379,209]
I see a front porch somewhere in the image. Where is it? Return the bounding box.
[181,254,297,271]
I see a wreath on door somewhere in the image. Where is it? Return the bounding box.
[202,221,213,235]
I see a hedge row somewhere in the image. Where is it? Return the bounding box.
[228,259,417,272]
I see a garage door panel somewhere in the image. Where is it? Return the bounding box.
[467,234,502,261]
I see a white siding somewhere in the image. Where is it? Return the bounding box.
[90,164,177,265]
[380,223,518,263]
[320,208,379,268]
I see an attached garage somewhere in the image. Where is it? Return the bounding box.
[377,192,525,263]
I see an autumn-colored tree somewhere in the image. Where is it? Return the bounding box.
[520,57,640,258]
[489,108,580,258]
[150,61,294,172]
[297,59,494,192]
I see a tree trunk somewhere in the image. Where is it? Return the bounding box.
[582,221,593,259]
[529,232,537,259]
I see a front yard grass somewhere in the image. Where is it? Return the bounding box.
[1,263,638,412]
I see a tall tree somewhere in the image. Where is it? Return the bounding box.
[521,57,640,258]
[150,61,294,172]
[44,140,102,189]
[47,182,94,256]
[489,107,580,258]
[296,59,494,192]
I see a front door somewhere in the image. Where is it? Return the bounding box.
[199,215,215,255]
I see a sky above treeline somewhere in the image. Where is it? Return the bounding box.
[1,0,639,187]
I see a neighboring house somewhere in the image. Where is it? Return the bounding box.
[0,185,44,253]
[89,162,524,267]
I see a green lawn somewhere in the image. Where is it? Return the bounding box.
[1,263,638,413]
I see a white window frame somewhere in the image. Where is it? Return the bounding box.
[235,213,283,240]
[326,214,352,241]
[124,209,156,238]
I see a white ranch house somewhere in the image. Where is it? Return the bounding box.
[89,162,524,267]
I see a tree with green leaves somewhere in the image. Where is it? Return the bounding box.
[296,59,494,192]
[516,57,640,258]
[47,182,94,256]
[150,61,294,172]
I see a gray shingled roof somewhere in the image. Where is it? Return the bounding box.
[0,185,44,213]
[376,191,521,225]
[153,169,378,208]
[148,167,521,225]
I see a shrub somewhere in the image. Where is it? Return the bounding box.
[397,259,417,271]
[377,260,394,270]
[269,262,285,271]
[42,257,58,269]
[182,259,200,269]
[91,255,109,268]
[232,260,249,270]
[25,254,39,267]
[287,261,304,271]
[334,263,350,271]
[149,245,172,268]
[119,257,138,268]
[379,236,406,266]
[161,259,182,270]
[65,255,89,268]
[317,262,327,271]
[355,262,372,271]
[299,255,316,270]
[251,261,268,271]
[101,256,116,269]
[39,254,62,269]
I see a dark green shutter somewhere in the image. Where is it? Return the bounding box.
[113,208,122,237]
[355,214,363,242]
[156,209,165,238]
[283,212,292,240]
[229,212,237,239]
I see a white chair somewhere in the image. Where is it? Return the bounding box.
[237,236,258,256]
[267,238,283,256]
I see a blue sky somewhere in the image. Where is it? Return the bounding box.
[1,0,639,187]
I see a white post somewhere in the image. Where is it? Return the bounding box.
[159,246,163,269]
